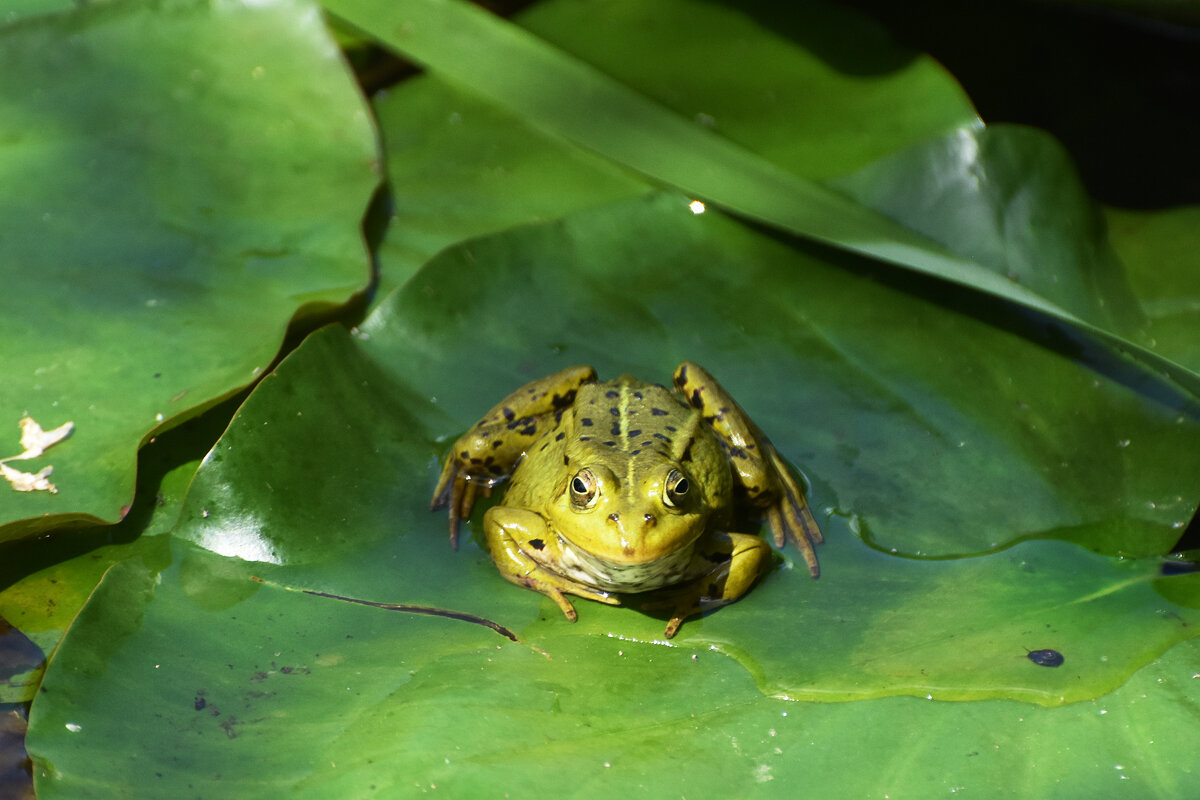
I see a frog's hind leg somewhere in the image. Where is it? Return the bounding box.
[672,362,822,576]
[432,365,597,547]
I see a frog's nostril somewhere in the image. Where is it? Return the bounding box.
[608,512,620,523]
[643,513,657,528]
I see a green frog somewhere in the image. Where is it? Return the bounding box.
[431,362,821,638]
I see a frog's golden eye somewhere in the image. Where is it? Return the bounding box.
[663,469,690,509]
[569,468,599,509]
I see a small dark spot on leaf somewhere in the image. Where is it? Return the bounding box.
[1026,649,1064,667]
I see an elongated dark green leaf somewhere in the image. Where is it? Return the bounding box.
[27,192,1200,795]
[0,0,378,539]
[324,0,1200,400]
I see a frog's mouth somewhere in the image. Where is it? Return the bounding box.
[552,533,697,593]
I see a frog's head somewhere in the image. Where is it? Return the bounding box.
[545,453,724,566]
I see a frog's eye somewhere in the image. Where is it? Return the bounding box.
[569,468,599,509]
[663,469,690,509]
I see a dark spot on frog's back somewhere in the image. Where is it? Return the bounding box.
[611,422,621,436]
[529,538,546,551]
[1027,649,1064,667]
[651,408,668,416]
[608,407,620,416]
[555,431,565,441]
[502,407,515,421]
[581,418,594,427]
[605,389,619,398]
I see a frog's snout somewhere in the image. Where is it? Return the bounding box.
[605,511,658,531]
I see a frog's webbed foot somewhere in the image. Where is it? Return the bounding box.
[645,595,727,639]
[518,577,620,624]
[764,450,822,577]
[430,461,495,550]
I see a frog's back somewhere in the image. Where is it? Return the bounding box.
[569,376,693,458]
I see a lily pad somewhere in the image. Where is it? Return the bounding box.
[0,0,378,539]
[25,193,1200,790]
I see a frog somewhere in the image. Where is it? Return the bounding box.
[430,362,822,638]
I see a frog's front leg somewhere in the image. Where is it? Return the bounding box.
[431,365,597,547]
[484,506,621,622]
[673,362,822,577]
[650,532,774,638]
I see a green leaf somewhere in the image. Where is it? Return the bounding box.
[325,0,1200,401]
[26,539,1200,797]
[0,0,378,539]
[831,125,1147,337]
[1108,205,1200,373]
[27,193,1200,795]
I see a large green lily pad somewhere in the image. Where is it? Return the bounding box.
[0,0,378,539]
[27,193,1200,795]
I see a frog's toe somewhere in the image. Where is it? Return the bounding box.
[550,591,579,623]
[767,505,821,578]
